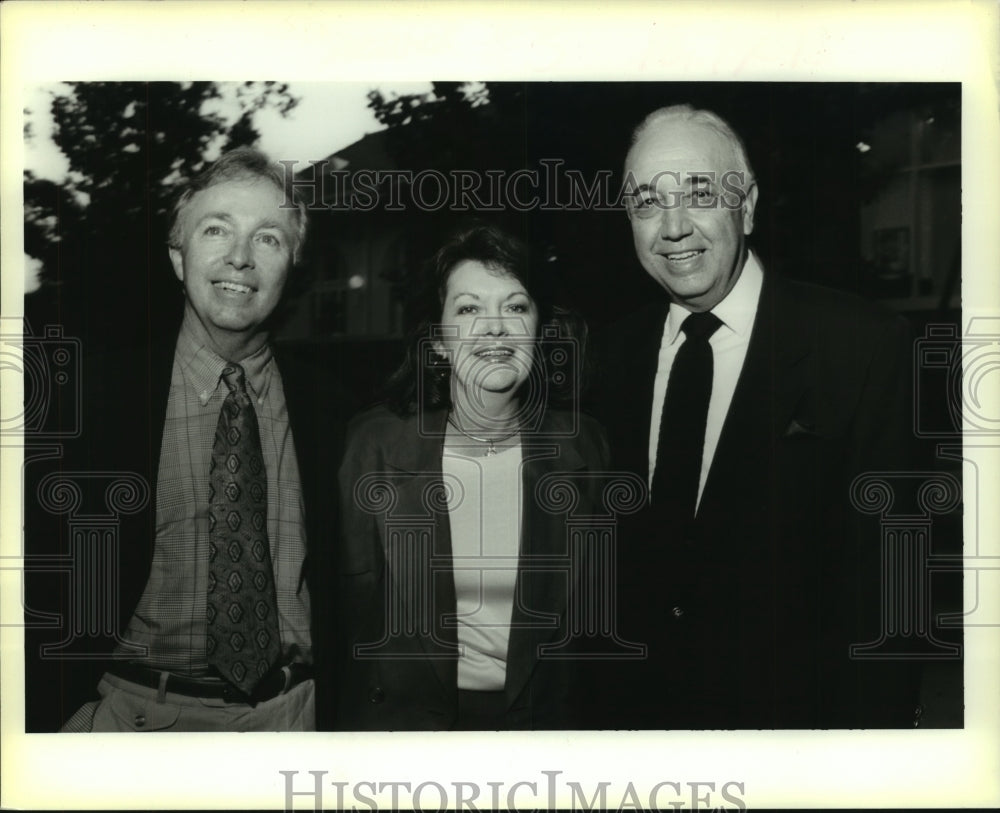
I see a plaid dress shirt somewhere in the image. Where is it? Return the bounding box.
[119,317,311,674]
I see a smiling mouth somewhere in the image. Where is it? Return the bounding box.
[663,250,705,262]
[213,281,255,294]
[474,346,516,359]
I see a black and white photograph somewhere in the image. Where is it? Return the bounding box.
[2,2,998,810]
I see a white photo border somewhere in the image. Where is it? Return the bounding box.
[2,1,998,809]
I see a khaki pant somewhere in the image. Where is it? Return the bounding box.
[61,672,315,732]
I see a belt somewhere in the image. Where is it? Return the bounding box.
[108,661,314,705]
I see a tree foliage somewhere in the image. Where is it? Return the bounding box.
[365,82,522,173]
[24,82,298,343]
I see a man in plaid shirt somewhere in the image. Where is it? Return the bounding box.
[38,148,345,732]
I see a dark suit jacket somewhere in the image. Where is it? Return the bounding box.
[587,269,919,729]
[335,405,610,730]
[23,329,348,731]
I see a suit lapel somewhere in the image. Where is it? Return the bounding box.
[146,339,175,488]
[271,345,327,532]
[125,337,179,616]
[381,410,459,698]
[599,302,667,478]
[504,428,587,708]
[271,345,327,597]
[699,271,812,520]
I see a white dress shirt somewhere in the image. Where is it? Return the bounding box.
[648,251,764,510]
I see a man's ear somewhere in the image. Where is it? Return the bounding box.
[168,247,184,282]
[742,182,759,236]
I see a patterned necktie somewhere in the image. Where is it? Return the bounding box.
[207,363,281,695]
[652,310,723,523]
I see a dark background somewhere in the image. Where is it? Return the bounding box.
[285,82,961,408]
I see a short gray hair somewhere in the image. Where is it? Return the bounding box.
[167,146,308,262]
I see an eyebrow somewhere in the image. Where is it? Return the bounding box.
[450,291,529,301]
[633,172,718,189]
[196,213,290,232]
[197,212,235,224]
[256,219,290,231]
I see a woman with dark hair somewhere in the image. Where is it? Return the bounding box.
[335,223,610,730]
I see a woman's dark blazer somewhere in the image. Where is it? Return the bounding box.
[335,405,610,730]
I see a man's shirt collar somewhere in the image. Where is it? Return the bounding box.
[664,250,764,344]
[175,312,274,406]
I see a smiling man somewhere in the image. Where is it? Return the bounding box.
[588,105,920,729]
[55,148,345,732]
[168,170,299,360]
[625,111,758,314]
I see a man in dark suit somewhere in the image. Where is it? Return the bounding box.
[24,147,345,731]
[589,105,919,729]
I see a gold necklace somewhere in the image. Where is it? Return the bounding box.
[447,416,519,457]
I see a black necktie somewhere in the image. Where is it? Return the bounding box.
[651,310,723,523]
[206,363,281,695]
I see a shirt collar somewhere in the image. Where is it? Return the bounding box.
[664,250,764,344]
[175,312,274,407]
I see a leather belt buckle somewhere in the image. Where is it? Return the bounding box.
[249,670,281,704]
[221,682,251,705]
[248,663,304,704]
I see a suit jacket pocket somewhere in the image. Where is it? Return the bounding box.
[784,418,823,439]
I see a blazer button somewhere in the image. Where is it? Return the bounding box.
[671,606,684,618]
[134,715,146,728]
[368,687,385,704]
